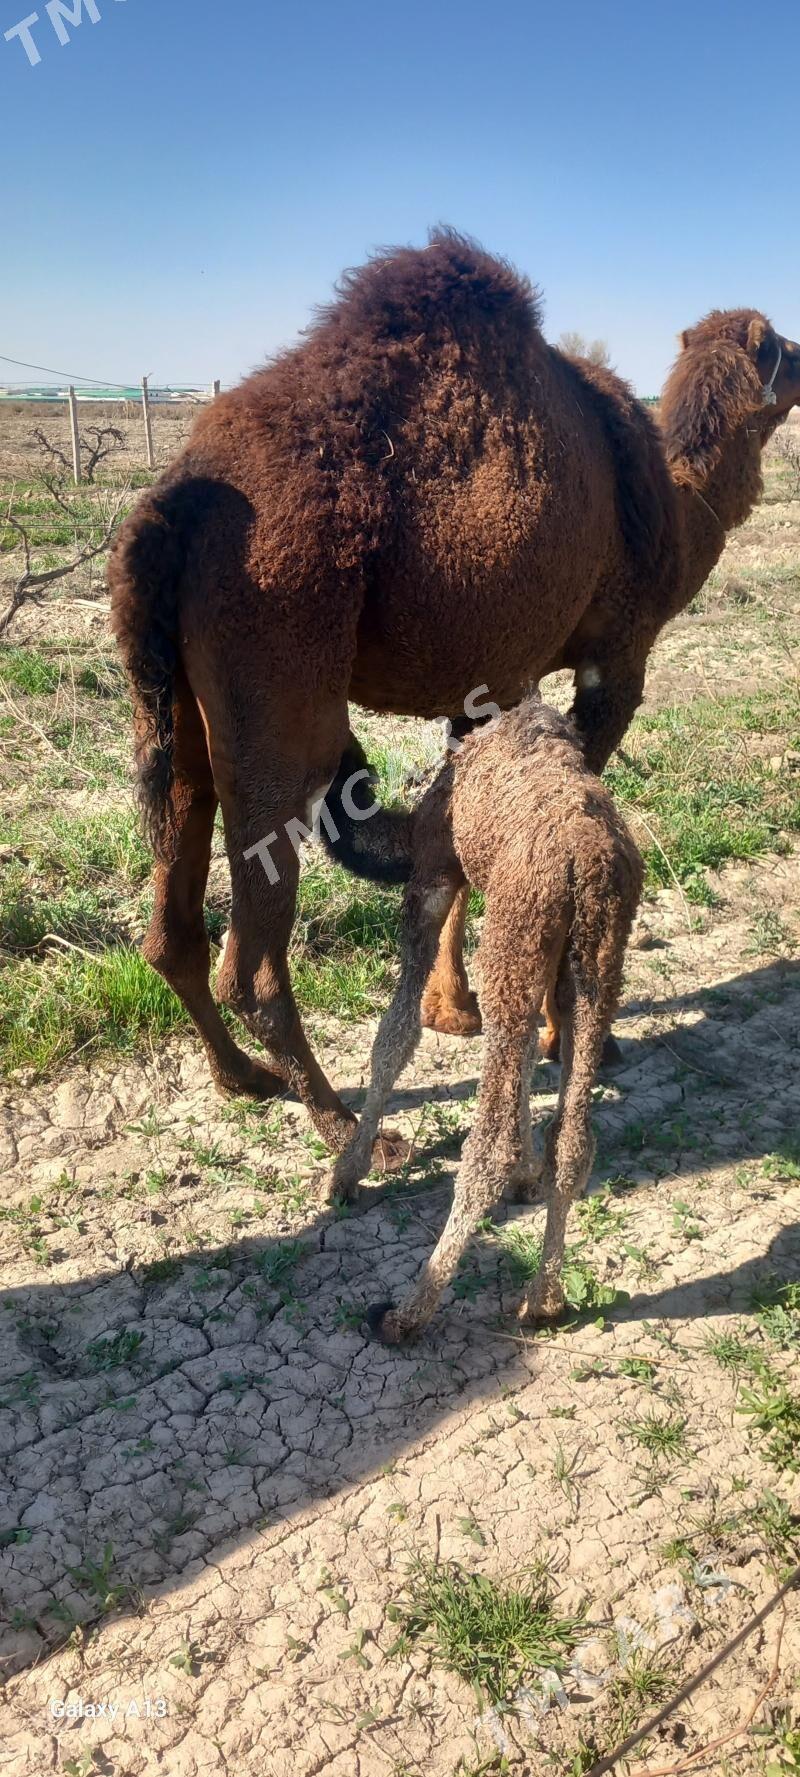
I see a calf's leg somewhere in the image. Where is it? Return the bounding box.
[326,874,461,1202]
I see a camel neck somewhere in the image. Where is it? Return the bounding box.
[672,424,765,603]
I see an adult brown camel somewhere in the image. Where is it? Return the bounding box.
[109,230,800,1154]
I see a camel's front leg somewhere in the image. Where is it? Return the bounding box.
[570,650,647,776]
[420,885,482,1036]
[323,876,459,1204]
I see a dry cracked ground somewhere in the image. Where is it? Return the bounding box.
[1,413,799,1775]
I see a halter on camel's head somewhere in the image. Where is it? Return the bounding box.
[661,309,800,494]
[678,310,800,418]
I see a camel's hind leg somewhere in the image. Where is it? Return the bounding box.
[141,672,283,1100]
[420,885,482,1036]
[371,894,552,1343]
[520,937,625,1324]
[202,685,380,1156]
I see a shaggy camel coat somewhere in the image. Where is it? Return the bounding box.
[109,230,800,1152]
[326,698,643,1341]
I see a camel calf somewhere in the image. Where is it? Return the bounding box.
[325,698,642,1342]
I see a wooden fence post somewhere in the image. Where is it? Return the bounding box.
[141,376,155,471]
[211,379,221,399]
[68,386,82,485]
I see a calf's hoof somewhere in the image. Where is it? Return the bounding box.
[518,1286,565,1326]
[372,1129,411,1172]
[421,988,482,1038]
[539,1030,623,1068]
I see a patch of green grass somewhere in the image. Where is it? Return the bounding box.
[0,869,109,952]
[752,1280,800,1351]
[705,1328,766,1376]
[0,646,63,694]
[618,1357,656,1385]
[622,1411,689,1462]
[27,809,150,888]
[85,1329,144,1372]
[575,1186,627,1241]
[737,1371,800,1473]
[387,1557,581,1708]
[749,1490,800,1564]
[606,691,800,901]
[763,1142,800,1182]
[496,1225,627,1314]
[0,945,187,1078]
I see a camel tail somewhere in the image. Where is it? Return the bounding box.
[320,737,413,885]
[109,481,191,862]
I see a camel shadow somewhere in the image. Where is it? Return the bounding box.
[1,959,798,1679]
[2,1167,798,1681]
[341,955,800,1185]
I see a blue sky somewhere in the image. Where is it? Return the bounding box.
[1,0,799,395]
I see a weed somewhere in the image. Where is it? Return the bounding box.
[763,1142,800,1182]
[63,1756,96,1777]
[340,1627,372,1669]
[575,1188,628,1240]
[738,1372,800,1473]
[85,1328,144,1371]
[456,1516,487,1547]
[334,1300,365,1332]
[705,1328,766,1375]
[749,1491,800,1563]
[170,1640,201,1676]
[605,1649,674,1740]
[496,1225,626,1313]
[670,1198,703,1241]
[68,1541,128,1612]
[387,1557,581,1707]
[618,1358,656,1385]
[752,1279,800,1350]
[622,1411,689,1463]
[552,1441,584,1510]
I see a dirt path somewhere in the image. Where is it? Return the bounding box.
[2,853,799,1774]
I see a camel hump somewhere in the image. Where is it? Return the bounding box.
[317,227,543,346]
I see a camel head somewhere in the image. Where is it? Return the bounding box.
[662,308,800,481]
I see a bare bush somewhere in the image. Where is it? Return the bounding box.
[557,330,611,368]
[32,422,126,484]
[773,428,800,499]
[0,480,130,636]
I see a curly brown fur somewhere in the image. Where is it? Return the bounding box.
[325,697,643,1339]
[110,229,799,1141]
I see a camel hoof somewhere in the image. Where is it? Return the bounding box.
[601,1033,623,1068]
[366,1301,404,1343]
[421,990,482,1037]
[325,1167,360,1206]
[518,1291,565,1327]
[372,1129,411,1172]
[214,1061,286,1101]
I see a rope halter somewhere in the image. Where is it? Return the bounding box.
[762,342,782,406]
